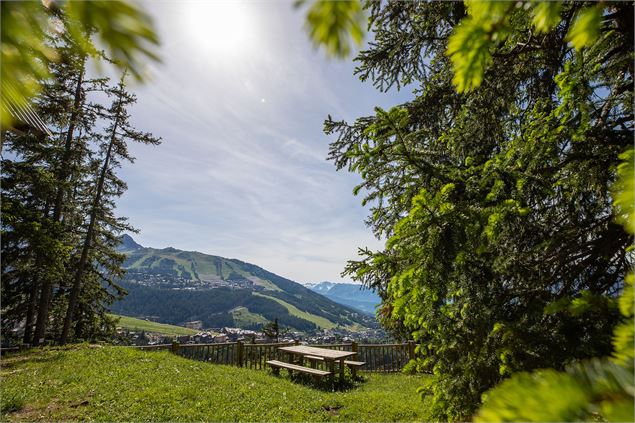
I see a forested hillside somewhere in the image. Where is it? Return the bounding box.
[109,236,374,331]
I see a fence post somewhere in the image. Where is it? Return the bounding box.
[294,339,299,346]
[408,340,415,361]
[171,341,180,354]
[236,341,244,367]
[351,341,358,354]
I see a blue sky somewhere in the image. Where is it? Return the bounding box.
[118,0,413,284]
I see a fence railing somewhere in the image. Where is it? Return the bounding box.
[139,341,415,372]
[356,343,412,372]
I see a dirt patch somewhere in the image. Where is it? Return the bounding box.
[70,400,89,408]
[5,399,64,422]
[322,405,342,416]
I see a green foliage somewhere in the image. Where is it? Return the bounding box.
[324,0,632,420]
[254,292,336,329]
[262,318,285,342]
[0,346,431,421]
[531,1,562,33]
[446,1,607,92]
[0,393,24,414]
[613,149,635,235]
[231,307,269,328]
[0,1,55,129]
[475,49,635,422]
[0,0,158,130]
[566,5,602,50]
[2,24,160,346]
[446,1,512,92]
[64,0,160,77]
[613,275,634,364]
[476,358,634,422]
[300,0,365,58]
[477,274,634,422]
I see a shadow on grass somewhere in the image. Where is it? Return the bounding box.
[0,349,65,371]
[268,367,366,392]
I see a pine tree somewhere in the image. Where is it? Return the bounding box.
[2,15,160,346]
[323,1,633,419]
[263,318,281,342]
[28,19,110,346]
[60,71,160,344]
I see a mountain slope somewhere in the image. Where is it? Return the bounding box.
[109,314,198,336]
[307,282,381,315]
[110,237,374,331]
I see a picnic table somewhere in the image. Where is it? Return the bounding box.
[274,345,359,381]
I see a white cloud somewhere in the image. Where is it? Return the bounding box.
[117,1,409,283]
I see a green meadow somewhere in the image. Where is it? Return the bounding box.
[0,346,430,422]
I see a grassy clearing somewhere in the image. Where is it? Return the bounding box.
[230,307,268,327]
[0,346,430,422]
[253,292,336,329]
[109,314,198,336]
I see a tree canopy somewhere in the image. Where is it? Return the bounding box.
[313,1,633,420]
[1,0,159,132]
[1,9,161,346]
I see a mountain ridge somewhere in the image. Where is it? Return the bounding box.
[111,236,375,332]
[307,281,381,316]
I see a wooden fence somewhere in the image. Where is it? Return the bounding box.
[139,341,415,372]
[302,342,414,372]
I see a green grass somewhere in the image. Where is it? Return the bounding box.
[253,292,337,329]
[109,314,198,336]
[230,307,268,327]
[0,346,430,422]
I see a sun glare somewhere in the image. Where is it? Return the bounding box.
[183,1,252,58]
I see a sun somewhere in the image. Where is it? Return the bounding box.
[182,1,252,58]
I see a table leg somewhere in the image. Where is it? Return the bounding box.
[286,352,294,376]
[328,359,335,384]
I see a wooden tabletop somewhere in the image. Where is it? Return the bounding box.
[278,345,357,360]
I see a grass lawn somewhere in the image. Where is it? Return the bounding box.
[0,345,431,422]
[109,314,199,336]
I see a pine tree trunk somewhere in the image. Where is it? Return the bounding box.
[22,276,39,345]
[59,99,121,344]
[24,201,51,345]
[32,60,86,346]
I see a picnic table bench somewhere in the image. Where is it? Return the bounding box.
[303,355,366,377]
[266,359,331,380]
[269,345,365,382]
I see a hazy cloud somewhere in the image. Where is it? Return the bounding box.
[116,1,412,283]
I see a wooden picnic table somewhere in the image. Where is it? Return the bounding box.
[277,345,357,381]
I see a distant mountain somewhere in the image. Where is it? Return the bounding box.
[308,281,336,295]
[111,236,375,332]
[306,281,381,316]
[119,234,143,251]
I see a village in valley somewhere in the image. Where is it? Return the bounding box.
[117,318,390,347]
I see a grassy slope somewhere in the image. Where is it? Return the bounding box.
[125,250,246,281]
[230,307,268,327]
[253,292,337,329]
[0,346,430,422]
[109,314,198,336]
